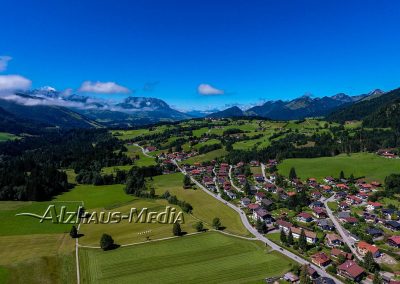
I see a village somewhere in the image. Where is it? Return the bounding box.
[150,146,400,284]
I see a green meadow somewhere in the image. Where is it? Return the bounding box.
[79,232,294,284]
[278,152,400,182]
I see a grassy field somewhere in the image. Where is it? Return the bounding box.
[79,232,294,284]
[278,152,400,182]
[151,173,250,236]
[78,198,199,246]
[0,233,76,284]
[125,144,157,167]
[0,132,18,142]
[0,184,134,236]
[182,148,228,165]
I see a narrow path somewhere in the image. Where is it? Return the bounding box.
[174,160,343,283]
[133,143,153,158]
[75,224,81,284]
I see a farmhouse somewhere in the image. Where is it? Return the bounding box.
[297,212,313,223]
[291,227,317,244]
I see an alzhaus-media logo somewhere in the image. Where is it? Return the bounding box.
[16,204,185,224]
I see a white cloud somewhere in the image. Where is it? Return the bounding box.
[79,81,130,94]
[197,83,224,95]
[0,75,31,91]
[0,56,12,72]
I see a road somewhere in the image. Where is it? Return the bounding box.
[228,165,243,192]
[323,195,361,260]
[134,143,154,158]
[173,160,343,283]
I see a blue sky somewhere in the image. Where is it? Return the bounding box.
[1,0,400,110]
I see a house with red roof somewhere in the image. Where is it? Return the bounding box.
[366,201,383,211]
[255,191,266,202]
[357,241,380,258]
[326,233,343,247]
[311,252,331,267]
[313,207,327,219]
[346,195,362,205]
[331,248,352,260]
[297,212,313,223]
[388,236,400,248]
[276,219,293,234]
[337,260,365,282]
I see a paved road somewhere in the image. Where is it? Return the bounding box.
[174,160,343,283]
[228,165,243,192]
[323,195,361,260]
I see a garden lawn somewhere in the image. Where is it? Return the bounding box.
[278,152,400,182]
[79,232,294,284]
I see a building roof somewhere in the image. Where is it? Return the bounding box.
[357,241,380,254]
[388,236,400,245]
[276,219,293,229]
[291,227,317,239]
[248,203,260,210]
[311,252,330,264]
[338,260,364,278]
[297,212,313,219]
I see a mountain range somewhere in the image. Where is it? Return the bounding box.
[0,88,394,133]
[207,89,384,119]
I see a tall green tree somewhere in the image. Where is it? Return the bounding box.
[194,221,204,232]
[287,229,294,246]
[173,223,182,236]
[373,271,382,284]
[100,234,115,251]
[363,251,377,272]
[280,229,287,244]
[299,264,311,284]
[212,217,222,230]
[339,170,345,180]
[289,167,297,180]
[298,229,307,251]
[70,225,78,238]
[183,175,191,188]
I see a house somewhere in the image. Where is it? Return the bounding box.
[255,192,266,202]
[226,190,237,199]
[313,277,335,284]
[335,191,347,200]
[311,191,322,200]
[276,219,293,233]
[342,217,358,225]
[365,228,383,238]
[337,211,351,219]
[254,174,264,182]
[366,201,382,211]
[248,203,260,212]
[264,182,276,192]
[240,197,251,207]
[385,220,400,231]
[387,236,400,248]
[313,207,327,219]
[283,272,299,283]
[326,233,343,247]
[291,227,317,244]
[324,176,335,184]
[253,208,271,223]
[311,252,331,267]
[337,260,365,282]
[331,248,353,260]
[346,195,362,205]
[339,201,350,210]
[382,208,399,220]
[317,219,335,231]
[320,185,332,193]
[297,212,313,223]
[310,201,324,209]
[336,183,349,191]
[307,266,319,279]
[261,198,273,209]
[357,241,380,258]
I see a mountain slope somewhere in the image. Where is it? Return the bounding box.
[0,94,102,129]
[327,88,399,122]
[206,106,244,118]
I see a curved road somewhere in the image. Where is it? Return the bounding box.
[174,160,343,283]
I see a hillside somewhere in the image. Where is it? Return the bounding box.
[206,106,244,118]
[327,88,400,123]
